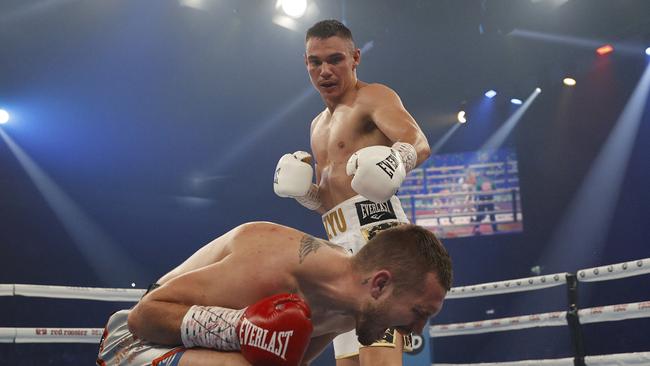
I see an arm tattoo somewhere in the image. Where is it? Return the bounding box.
[298,234,342,263]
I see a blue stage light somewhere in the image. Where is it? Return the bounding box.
[485,90,497,98]
[510,98,523,105]
[0,109,10,124]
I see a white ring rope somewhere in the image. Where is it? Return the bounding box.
[2,302,649,344]
[577,258,650,283]
[1,258,648,345]
[0,327,103,343]
[430,310,567,337]
[408,188,519,200]
[579,301,650,325]
[0,259,645,303]
[446,257,650,300]
[0,284,13,297]
[447,273,568,299]
[429,300,650,338]
[433,351,650,366]
[0,284,144,302]
[416,208,518,219]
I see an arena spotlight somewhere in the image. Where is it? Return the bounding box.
[646,47,650,56]
[485,90,497,98]
[596,44,614,56]
[457,110,467,124]
[279,0,307,18]
[0,109,9,124]
[457,101,467,123]
[482,87,542,150]
[510,98,523,105]
[178,0,208,10]
[563,77,577,86]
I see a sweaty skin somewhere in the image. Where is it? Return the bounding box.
[127,222,446,366]
[305,36,431,213]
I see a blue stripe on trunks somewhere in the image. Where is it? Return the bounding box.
[155,350,185,366]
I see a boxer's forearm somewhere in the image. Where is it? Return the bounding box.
[128,300,188,345]
[413,137,431,166]
[394,125,430,167]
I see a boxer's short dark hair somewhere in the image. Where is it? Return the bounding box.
[353,224,453,293]
[306,19,354,44]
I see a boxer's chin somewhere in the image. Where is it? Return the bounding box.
[356,303,386,346]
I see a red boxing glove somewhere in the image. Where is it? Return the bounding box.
[237,293,313,366]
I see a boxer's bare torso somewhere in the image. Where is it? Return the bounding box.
[310,82,394,211]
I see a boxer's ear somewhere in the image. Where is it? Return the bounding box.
[352,47,361,70]
[370,270,392,299]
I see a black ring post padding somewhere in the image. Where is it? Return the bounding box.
[565,273,586,366]
[511,189,518,222]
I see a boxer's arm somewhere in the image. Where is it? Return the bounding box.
[128,298,188,345]
[306,114,327,215]
[129,255,281,345]
[361,83,431,166]
[128,262,228,345]
[312,162,326,214]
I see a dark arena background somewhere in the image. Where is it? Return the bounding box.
[1,0,649,365]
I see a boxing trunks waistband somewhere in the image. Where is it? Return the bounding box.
[321,195,409,253]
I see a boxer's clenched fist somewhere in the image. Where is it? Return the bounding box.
[181,293,313,366]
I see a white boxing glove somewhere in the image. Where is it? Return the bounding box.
[274,151,322,210]
[346,143,416,203]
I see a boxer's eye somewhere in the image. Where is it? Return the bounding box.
[328,56,343,64]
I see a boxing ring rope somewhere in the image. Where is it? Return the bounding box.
[434,352,650,366]
[0,284,145,302]
[429,257,650,366]
[577,259,650,283]
[447,272,569,299]
[0,327,103,343]
[0,285,144,343]
[0,257,648,366]
[405,188,519,200]
[430,300,650,337]
[446,257,650,299]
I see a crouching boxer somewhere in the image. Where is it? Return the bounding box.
[97,221,452,366]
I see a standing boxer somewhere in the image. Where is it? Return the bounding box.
[96,222,452,366]
[274,19,432,366]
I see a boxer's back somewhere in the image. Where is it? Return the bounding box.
[149,221,354,336]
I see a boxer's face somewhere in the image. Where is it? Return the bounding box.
[356,272,445,345]
[305,36,360,101]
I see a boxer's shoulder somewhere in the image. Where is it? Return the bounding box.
[310,108,331,131]
[231,221,290,235]
[240,221,307,237]
[229,222,313,254]
[356,82,400,108]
